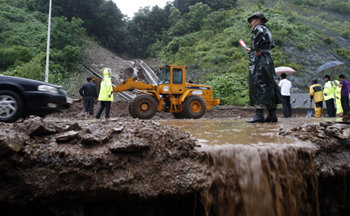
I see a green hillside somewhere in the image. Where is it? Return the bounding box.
[0,0,85,87]
[147,0,350,105]
[1,0,349,105]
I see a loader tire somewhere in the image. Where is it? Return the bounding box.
[130,94,157,119]
[172,112,185,119]
[183,95,206,119]
[128,102,137,118]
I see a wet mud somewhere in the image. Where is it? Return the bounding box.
[0,117,208,215]
[0,108,349,215]
[50,100,313,120]
[280,121,350,215]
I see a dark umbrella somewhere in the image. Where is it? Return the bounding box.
[316,61,344,74]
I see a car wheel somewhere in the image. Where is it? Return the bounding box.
[0,90,23,123]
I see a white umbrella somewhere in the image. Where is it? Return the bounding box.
[275,66,296,76]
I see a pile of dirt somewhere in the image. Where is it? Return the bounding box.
[280,121,350,215]
[0,117,208,213]
[50,101,132,119]
[2,112,350,215]
[81,42,163,85]
[280,120,350,176]
[82,41,132,78]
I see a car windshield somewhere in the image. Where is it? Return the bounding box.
[158,66,170,84]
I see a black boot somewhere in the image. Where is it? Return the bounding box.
[246,109,265,123]
[265,108,278,123]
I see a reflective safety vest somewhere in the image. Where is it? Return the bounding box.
[323,80,335,101]
[98,70,114,102]
[334,80,342,100]
[310,84,323,103]
[334,80,343,114]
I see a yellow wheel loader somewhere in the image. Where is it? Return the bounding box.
[112,65,220,119]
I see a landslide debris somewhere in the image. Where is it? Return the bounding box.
[50,99,318,121]
[279,120,350,176]
[2,114,350,215]
[82,41,132,78]
[0,117,208,210]
[50,101,284,120]
[280,120,350,215]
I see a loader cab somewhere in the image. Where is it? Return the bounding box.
[158,66,171,84]
[158,65,186,94]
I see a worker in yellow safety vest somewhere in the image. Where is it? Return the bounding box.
[323,75,336,117]
[310,79,323,117]
[95,68,114,120]
[334,80,343,117]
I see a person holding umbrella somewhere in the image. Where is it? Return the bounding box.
[279,73,292,118]
[335,74,349,116]
[244,12,282,123]
[309,79,323,118]
[323,75,336,117]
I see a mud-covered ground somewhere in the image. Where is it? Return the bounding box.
[0,117,208,215]
[279,119,350,177]
[279,120,350,215]
[50,100,314,121]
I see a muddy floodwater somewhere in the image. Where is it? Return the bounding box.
[160,118,340,146]
[160,117,348,216]
[1,116,349,216]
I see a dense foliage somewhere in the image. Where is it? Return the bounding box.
[1,0,349,104]
[126,5,172,57]
[173,0,237,13]
[0,0,85,84]
[126,0,237,57]
[288,0,350,14]
[23,0,127,54]
[145,0,350,105]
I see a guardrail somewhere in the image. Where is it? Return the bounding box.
[136,60,159,85]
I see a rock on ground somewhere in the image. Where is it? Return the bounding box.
[1,116,350,215]
[0,118,208,212]
[280,121,350,215]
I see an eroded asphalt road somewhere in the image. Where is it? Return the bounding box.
[0,103,349,215]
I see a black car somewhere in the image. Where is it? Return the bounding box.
[0,75,72,122]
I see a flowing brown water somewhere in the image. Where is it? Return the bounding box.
[162,119,322,216]
[200,144,319,216]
